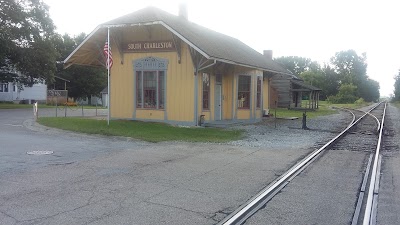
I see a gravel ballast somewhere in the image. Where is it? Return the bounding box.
[228,110,350,149]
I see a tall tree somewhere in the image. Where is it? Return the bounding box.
[330,50,367,86]
[330,50,379,101]
[0,0,58,85]
[320,65,340,99]
[358,78,380,102]
[275,56,320,76]
[394,70,400,101]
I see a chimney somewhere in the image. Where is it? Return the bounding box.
[263,50,273,60]
[179,3,188,20]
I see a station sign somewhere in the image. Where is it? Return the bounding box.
[124,40,176,52]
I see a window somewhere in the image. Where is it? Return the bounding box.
[0,83,8,93]
[134,57,168,110]
[158,72,165,109]
[202,73,210,110]
[136,71,165,109]
[238,75,251,109]
[143,71,156,108]
[256,77,261,108]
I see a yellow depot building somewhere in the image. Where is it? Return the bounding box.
[64,6,291,126]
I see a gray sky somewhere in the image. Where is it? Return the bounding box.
[43,0,400,97]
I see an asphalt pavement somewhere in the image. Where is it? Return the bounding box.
[2,106,397,225]
[0,108,314,225]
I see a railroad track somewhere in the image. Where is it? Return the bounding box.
[218,102,387,225]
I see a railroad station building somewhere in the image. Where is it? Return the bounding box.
[64,6,291,126]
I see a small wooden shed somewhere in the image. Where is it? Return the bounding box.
[270,74,321,109]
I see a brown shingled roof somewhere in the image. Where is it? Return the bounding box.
[65,6,291,75]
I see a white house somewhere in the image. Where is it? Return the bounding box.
[0,82,47,103]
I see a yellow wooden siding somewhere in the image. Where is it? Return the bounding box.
[222,74,233,119]
[109,25,195,122]
[136,110,164,120]
[209,73,215,121]
[237,110,251,119]
[263,78,269,110]
[110,49,133,119]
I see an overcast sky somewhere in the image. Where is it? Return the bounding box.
[43,0,400,97]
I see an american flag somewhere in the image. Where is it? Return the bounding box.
[103,41,113,69]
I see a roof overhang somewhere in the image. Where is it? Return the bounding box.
[64,21,293,76]
[291,79,322,91]
[63,21,212,69]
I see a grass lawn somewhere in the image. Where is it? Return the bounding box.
[393,102,400,108]
[37,117,243,143]
[272,101,335,119]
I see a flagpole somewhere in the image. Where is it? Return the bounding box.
[107,27,110,126]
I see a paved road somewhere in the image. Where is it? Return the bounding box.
[0,108,316,225]
[377,104,400,224]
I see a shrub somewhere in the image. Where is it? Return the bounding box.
[354,98,365,105]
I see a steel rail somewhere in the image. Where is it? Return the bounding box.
[352,108,381,133]
[218,102,382,225]
[333,107,356,129]
[362,102,387,225]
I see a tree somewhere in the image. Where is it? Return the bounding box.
[320,65,340,99]
[394,70,400,101]
[51,33,107,100]
[0,0,58,86]
[275,56,320,76]
[330,50,380,101]
[330,50,367,86]
[328,83,358,104]
[358,78,380,102]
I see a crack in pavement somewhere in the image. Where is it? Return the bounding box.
[144,200,210,219]
[0,210,19,223]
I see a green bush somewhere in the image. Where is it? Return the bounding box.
[0,101,14,104]
[354,98,365,105]
[327,84,358,104]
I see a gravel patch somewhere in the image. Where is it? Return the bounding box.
[227,109,350,149]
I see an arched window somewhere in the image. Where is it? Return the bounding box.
[134,57,168,109]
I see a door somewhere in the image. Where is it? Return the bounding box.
[215,84,222,120]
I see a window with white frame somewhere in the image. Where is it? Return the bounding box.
[134,57,168,110]
[256,77,261,108]
[136,71,165,109]
[0,83,8,93]
[238,75,251,109]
